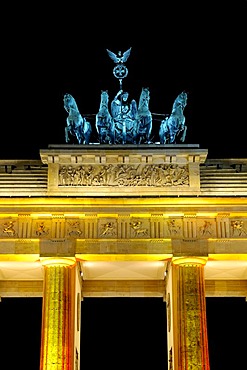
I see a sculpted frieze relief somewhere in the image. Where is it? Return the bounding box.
[167,219,182,236]
[129,220,149,237]
[231,220,247,237]
[67,220,83,237]
[58,164,189,187]
[198,220,213,236]
[99,221,117,237]
[35,221,50,237]
[0,216,246,240]
[2,220,17,237]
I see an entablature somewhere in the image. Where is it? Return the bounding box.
[0,211,246,257]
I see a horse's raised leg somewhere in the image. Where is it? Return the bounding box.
[76,130,82,144]
[122,121,126,144]
[146,119,152,144]
[159,119,169,144]
[65,127,69,143]
[109,126,115,144]
[180,125,187,142]
[78,136,82,144]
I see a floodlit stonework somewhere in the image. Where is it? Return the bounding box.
[0,144,246,369]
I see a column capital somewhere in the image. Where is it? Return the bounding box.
[172,256,208,266]
[40,257,76,266]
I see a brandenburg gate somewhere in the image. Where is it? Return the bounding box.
[0,144,246,369]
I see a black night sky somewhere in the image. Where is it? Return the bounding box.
[0,1,246,160]
[0,1,246,369]
[0,296,246,369]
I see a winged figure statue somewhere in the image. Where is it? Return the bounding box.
[106,47,132,64]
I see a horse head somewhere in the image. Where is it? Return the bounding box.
[138,87,150,112]
[96,90,115,144]
[173,91,187,110]
[100,90,109,107]
[64,93,79,113]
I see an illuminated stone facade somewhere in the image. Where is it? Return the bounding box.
[0,145,246,369]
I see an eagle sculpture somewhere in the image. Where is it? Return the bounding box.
[106,47,132,64]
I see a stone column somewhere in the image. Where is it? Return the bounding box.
[39,257,79,370]
[167,257,210,370]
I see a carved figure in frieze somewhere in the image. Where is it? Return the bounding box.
[199,220,213,236]
[85,166,95,186]
[59,166,67,185]
[59,166,75,186]
[67,221,82,237]
[100,222,116,236]
[2,220,16,237]
[231,220,247,236]
[115,165,137,186]
[35,222,49,237]
[73,167,83,186]
[130,221,148,237]
[66,166,75,186]
[167,219,181,235]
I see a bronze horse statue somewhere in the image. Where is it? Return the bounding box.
[135,87,153,144]
[64,93,92,144]
[95,90,115,144]
[159,91,187,144]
